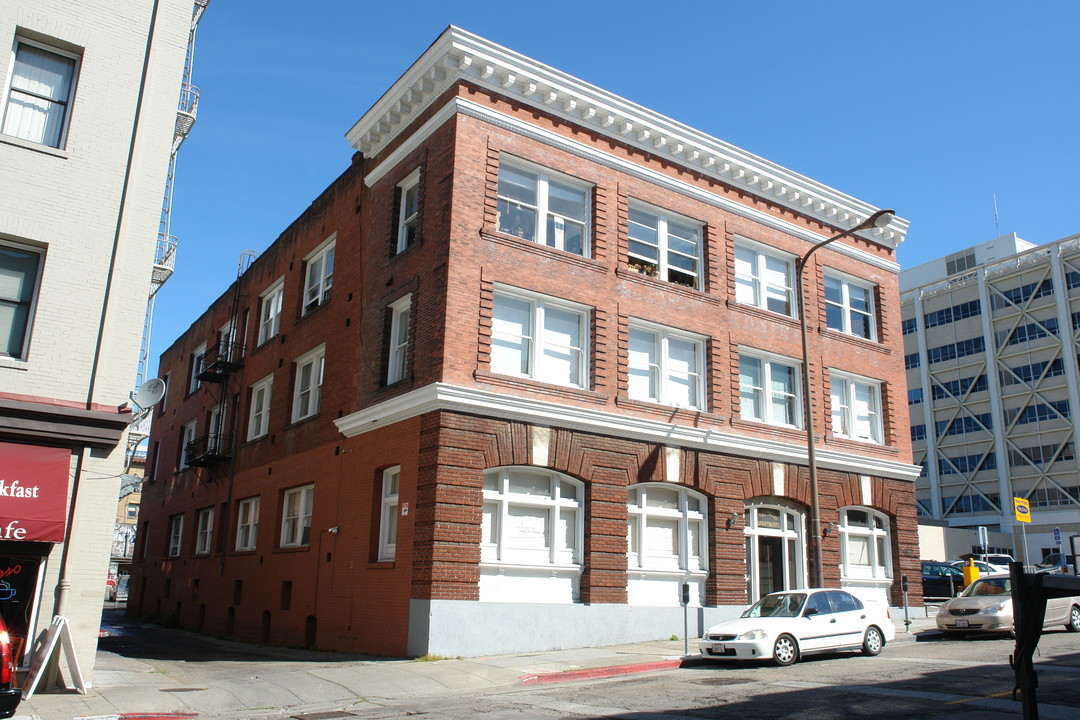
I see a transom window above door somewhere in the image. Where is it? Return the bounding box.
[496,159,590,256]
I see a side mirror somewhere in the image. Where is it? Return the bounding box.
[804,607,819,617]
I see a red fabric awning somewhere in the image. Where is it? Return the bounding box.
[0,441,71,543]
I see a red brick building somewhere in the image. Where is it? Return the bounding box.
[133,27,920,657]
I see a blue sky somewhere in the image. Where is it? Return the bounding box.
[154,0,1079,368]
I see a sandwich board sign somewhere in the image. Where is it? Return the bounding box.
[20,615,85,699]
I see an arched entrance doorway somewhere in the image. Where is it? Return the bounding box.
[744,500,806,602]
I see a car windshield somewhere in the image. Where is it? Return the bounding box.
[960,578,1011,597]
[741,593,807,618]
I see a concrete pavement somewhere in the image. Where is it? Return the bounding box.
[12,606,938,720]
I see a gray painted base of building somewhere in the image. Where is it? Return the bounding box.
[407,599,745,657]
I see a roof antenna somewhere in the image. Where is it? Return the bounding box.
[993,193,1001,238]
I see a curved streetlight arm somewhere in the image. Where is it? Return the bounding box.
[797,209,894,589]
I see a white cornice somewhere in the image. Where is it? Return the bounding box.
[347,26,908,249]
[334,383,921,482]
[365,97,900,274]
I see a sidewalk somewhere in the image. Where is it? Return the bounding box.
[13,608,938,720]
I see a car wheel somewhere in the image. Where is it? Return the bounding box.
[772,633,799,667]
[1066,605,1080,633]
[862,626,884,656]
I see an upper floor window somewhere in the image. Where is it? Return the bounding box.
[236,497,259,551]
[0,240,42,359]
[627,323,704,409]
[291,345,324,422]
[378,466,400,562]
[387,294,411,384]
[482,467,582,567]
[627,204,701,289]
[830,371,883,443]
[627,484,708,573]
[496,160,589,256]
[195,507,214,555]
[302,238,335,315]
[824,274,876,340]
[280,484,313,548]
[188,342,206,394]
[2,38,79,148]
[258,279,284,345]
[396,169,420,253]
[734,243,795,316]
[179,420,197,470]
[739,351,800,428]
[167,514,183,557]
[247,374,273,440]
[491,288,588,389]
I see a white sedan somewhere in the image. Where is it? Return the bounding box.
[699,588,896,666]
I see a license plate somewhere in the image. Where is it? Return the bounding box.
[709,644,726,654]
[955,619,969,628]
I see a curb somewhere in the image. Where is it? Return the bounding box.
[520,657,700,685]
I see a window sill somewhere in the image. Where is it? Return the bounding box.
[820,329,889,354]
[615,396,721,423]
[729,417,805,440]
[474,370,606,405]
[0,134,69,158]
[826,434,900,456]
[728,301,800,328]
[482,230,606,273]
[273,545,311,554]
[615,266,718,303]
[480,561,582,574]
[369,560,396,569]
[286,412,321,430]
[0,356,29,371]
[627,568,708,578]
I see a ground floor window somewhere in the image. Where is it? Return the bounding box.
[744,501,805,603]
[626,483,708,606]
[839,507,892,581]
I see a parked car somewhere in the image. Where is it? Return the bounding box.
[949,559,1007,574]
[698,588,895,666]
[936,573,1080,637]
[922,561,965,600]
[1034,552,1073,575]
[959,552,1015,567]
[0,615,21,719]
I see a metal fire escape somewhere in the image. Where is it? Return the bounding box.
[128,0,211,462]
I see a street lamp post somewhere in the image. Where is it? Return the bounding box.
[798,209,895,588]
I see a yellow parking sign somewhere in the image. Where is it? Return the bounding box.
[1014,496,1031,523]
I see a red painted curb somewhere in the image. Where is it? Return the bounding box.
[520,658,685,685]
[118,714,199,719]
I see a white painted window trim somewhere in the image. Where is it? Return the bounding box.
[627,483,708,573]
[838,507,892,581]
[738,348,802,428]
[179,420,197,470]
[0,238,44,360]
[258,278,284,346]
[2,36,81,149]
[823,270,878,341]
[167,514,184,557]
[744,501,807,603]
[627,320,705,410]
[247,374,274,440]
[280,484,314,548]
[490,285,590,389]
[302,235,336,315]
[387,294,411,384]
[496,155,592,256]
[188,342,206,394]
[291,344,325,422]
[378,466,401,561]
[626,200,703,289]
[733,238,796,317]
[235,497,259,551]
[481,467,583,568]
[396,169,421,253]
[195,507,214,555]
[829,369,884,444]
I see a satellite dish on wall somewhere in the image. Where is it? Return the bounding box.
[132,378,166,409]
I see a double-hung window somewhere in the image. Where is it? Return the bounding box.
[247,374,273,440]
[378,466,400,561]
[482,468,582,566]
[739,351,800,427]
[302,238,335,315]
[491,288,588,388]
[167,515,184,557]
[824,274,877,340]
[627,323,704,409]
[396,169,420,253]
[280,484,313,548]
[0,240,42,358]
[179,420,197,470]
[235,497,259,551]
[387,294,411,384]
[188,343,206,394]
[830,371,883,443]
[734,242,795,316]
[627,204,702,289]
[257,279,283,345]
[627,484,708,573]
[291,345,325,422]
[839,508,891,580]
[496,160,590,255]
[2,38,79,148]
[195,508,214,555]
